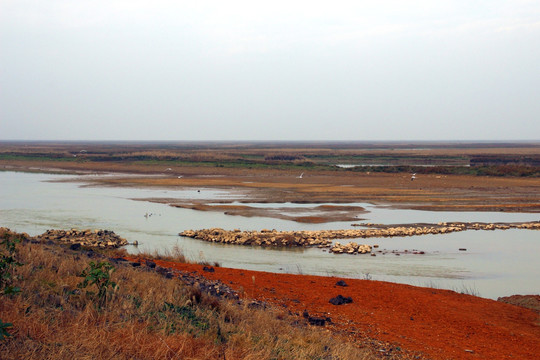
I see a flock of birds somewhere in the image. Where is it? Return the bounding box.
[165,167,418,183]
[144,213,160,218]
[295,172,418,181]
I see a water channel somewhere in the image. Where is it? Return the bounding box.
[1,171,538,299]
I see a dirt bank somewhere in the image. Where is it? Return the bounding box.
[125,256,540,360]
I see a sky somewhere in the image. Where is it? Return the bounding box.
[1,1,539,141]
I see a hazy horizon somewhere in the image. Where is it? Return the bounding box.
[1,1,539,141]
[1,139,539,146]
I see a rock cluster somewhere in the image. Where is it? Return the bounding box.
[179,228,332,247]
[330,242,371,254]
[38,229,128,248]
[144,261,239,300]
[302,310,331,326]
[180,221,540,251]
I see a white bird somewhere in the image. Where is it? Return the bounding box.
[411,173,416,181]
[177,175,183,178]
[297,172,304,179]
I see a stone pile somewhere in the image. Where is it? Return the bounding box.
[330,242,371,254]
[179,222,540,247]
[180,228,332,248]
[38,229,128,248]
[179,221,540,252]
[516,222,540,230]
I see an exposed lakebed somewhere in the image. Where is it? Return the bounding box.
[1,170,539,299]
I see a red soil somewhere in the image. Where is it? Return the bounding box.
[125,257,540,360]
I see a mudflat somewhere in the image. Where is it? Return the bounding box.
[1,141,539,221]
[0,142,540,217]
[3,159,540,217]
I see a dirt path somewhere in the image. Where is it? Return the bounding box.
[125,257,540,360]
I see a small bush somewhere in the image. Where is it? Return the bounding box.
[0,231,22,295]
[0,319,13,341]
[78,261,118,307]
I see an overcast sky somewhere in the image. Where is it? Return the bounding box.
[1,1,539,141]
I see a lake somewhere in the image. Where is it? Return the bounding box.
[1,170,538,299]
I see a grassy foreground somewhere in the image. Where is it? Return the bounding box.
[0,228,384,360]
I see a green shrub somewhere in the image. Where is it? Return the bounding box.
[78,261,118,307]
[0,232,22,295]
[0,319,13,341]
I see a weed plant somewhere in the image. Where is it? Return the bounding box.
[0,231,22,295]
[78,261,118,308]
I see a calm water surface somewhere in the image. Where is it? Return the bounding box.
[1,171,538,299]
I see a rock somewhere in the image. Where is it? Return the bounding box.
[156,266,174,279]
[307,316,327,326]
[302,309,329,326]
[35,228,127,248]
[203,266,215,273]
[329,295,353,305]
[335,280,348,287]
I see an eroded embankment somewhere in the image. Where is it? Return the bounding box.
[180,221,540,255]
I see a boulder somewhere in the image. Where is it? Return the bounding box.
[329,295,353,305]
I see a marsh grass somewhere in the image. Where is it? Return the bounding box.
[147,243,188,263]
[137,245,221,268]
[0,229,378,360]
[452,283,480,297]
[422,280,480,297]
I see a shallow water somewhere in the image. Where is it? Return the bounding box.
[1,171,538,299]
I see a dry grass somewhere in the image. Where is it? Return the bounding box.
[0,229,377,360]
[145,243,188,263]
